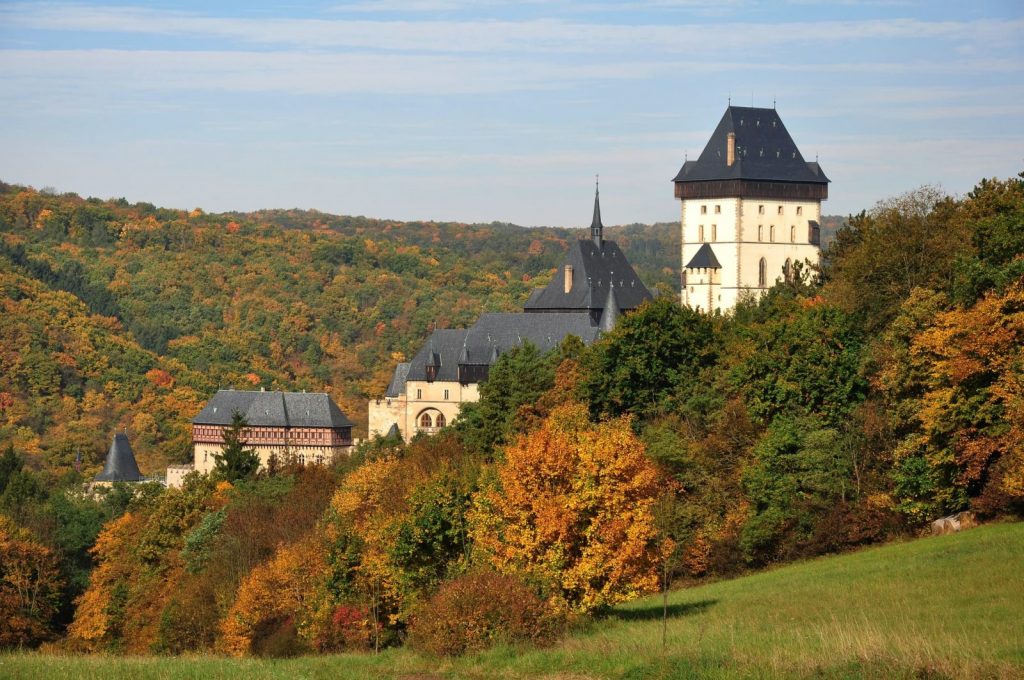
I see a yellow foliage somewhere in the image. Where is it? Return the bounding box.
[471,403,664,614]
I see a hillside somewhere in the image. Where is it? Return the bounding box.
[8,521,1022,679]
[0,181,677,476]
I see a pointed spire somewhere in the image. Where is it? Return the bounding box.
[591,175,603,248]
[600,285,620,332]
[94,433,144,482]
[489,344,500,364]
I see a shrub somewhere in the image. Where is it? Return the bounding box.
[407,571,563,657]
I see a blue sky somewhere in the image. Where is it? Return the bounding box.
[1,1,1022,227]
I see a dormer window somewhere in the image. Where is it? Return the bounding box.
[425,365,437,382]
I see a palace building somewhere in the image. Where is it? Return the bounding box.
[369,184,653,442]
[171,389,354,485]
[674,106,828,312]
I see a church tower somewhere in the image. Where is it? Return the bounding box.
[673,106,828,312]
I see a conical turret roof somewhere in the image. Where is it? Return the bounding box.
[94,433,145,482]
[600,286,620,332]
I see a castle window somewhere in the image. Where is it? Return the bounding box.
[416,388,422,399]
[770,226,776,242]
[436,413,446,428]
[758,225,763,241]
[698,225,705,242]
[711,224,717,241]
[298,453,305,465]
[420,412,433,429]
[777,206,784,215]
[796,206,803,216]
[759,258,767,288]
[758,205,765,215]
[790,225,796,243]
[443,389,449,400]
[784,258,793,282]
[714,205,721,214]
[700,205,707,215]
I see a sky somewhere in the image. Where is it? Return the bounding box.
[1,1,1022,227]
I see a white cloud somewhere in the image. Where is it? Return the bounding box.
[2,4,1022,54]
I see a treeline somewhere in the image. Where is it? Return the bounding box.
[0,180,676,483]
[1,173,1022,658]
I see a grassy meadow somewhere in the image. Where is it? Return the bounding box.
[4,521,1023,680]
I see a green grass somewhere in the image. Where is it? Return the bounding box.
[4,522,1023,679]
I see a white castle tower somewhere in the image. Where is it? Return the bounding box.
[673,106,829,312]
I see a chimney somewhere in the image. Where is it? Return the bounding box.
[727,132,736,167]
[564,264,573,294]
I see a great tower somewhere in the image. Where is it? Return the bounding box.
[673,106,829,312]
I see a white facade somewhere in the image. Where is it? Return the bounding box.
[680,197,821,313]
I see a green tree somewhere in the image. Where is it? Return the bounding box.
[213,411,260,482]
[454,341,557,456]
[583,297,716,421]
[822,186,965,332]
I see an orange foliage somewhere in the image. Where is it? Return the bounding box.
[0,517,63,647]
[145,368,174,389]
[913,278,1024,507]
[220,533,328,656]
[471,403,664,614]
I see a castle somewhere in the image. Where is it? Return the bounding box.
[167,389,354,487]
[368,184,653,441]
[674,106,828,312]
[172,104,826,467]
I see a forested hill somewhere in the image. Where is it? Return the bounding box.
[0,181,676,476]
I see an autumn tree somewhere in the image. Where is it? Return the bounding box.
[0,516,63,648]
[823,186,966,331]
[214,411,259,482]
[471,403,664,614]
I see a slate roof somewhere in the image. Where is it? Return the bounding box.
[523,239,652,313]
[384,363,410,398]
[404,313,600,382]
[685,243,722,269]
[192,390,353,428]
[95,433,145,482]
[673,106,828,185]
[405,329,470,383]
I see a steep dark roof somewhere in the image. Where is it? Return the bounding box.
[384,363,410,398]
[406,329,470,383]
[95,433,145,482]
[685,243,722,269]
[523,239,652,313]
[192,390,353,428]
[404,313,600,382]
[673,106,828,185]
[600,286,620,332]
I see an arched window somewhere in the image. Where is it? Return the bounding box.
[436,413,446,428]
[298,453,305,465]
[758,258,767,287]
[784,258,793,282]
[790,225,796,243]
[419,412,433,429]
